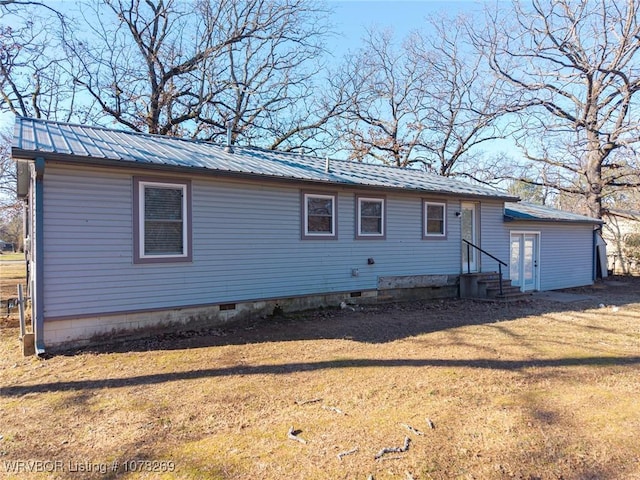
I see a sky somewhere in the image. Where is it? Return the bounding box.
[327,0,479,55]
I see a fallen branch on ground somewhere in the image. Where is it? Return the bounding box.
[400,423,424,436]
[337,447,358,460]
[295,398,322,405]
[287,426,307,444]
[322,405,346,415]
[374,436,411,460]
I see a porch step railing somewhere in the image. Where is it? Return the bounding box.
[462,239,508,296]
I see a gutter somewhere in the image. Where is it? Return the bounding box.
[33,157,45,356]
[593,228,597,281]
[503,214,604,225]
[593,226,606,281]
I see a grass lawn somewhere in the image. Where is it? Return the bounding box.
[0,253,24,262]
[0,257,25,303]
[1,275,639,479]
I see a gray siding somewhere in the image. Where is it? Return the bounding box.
[505,222,595,290]
[42,164,473,319]
[479,200,511,272]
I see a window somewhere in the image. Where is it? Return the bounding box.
[423,201,446,238]
[356,196,385,239]
[134,178,192,263]
[302,192,337,239]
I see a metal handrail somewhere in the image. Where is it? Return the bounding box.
[462,239,508,296]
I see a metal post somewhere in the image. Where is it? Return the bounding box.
[466,243,471,274]
[498,264,504,296]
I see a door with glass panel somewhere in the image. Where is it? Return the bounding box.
[461,202,477,272]
[510,232,540,291]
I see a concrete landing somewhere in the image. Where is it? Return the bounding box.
[532,291,595,303]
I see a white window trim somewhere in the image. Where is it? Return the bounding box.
[135,178,191,263]
[356,196,385,238]
[423,201,447,238]
[303,192,337,238]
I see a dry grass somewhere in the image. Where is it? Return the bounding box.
[1,269,640,479]
[0,259,25,302]
[0,259,26,335]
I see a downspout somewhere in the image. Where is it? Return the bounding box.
[33,157,45,356]
[592,228,597,282]
[592,226,602,281]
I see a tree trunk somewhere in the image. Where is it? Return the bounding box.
[585,137,604,219]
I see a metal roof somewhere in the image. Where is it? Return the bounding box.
[505,202,603,224]
[12,116,518,200]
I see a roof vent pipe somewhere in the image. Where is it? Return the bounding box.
[325,156,330,173]
[224,121,234,153]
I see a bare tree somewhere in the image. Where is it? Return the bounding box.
[1,2,75,251]
[190,0,350,152]
[339,18,515,175]
[0,128,22,248]
[0,2,77,120]
[0,0,65,21]
[339,28,427,168]
[0,130,14,201]
[64,0,340,148]
[67,0,230,135]
[258,70,354,154]
[408,14,518,178]
[475,0,640,218]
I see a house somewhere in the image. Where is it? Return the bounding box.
[12,117,603,354]
[601,209,640,274]
[1,241,15,252]
[504,202,606,290]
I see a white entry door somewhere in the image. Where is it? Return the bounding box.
[510,232,540,291]
[461,202,478,272]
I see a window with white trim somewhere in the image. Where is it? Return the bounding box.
[134,178,191,263]
[302,192,336,238]
[423,201,446,238]
[356,196,385,238]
